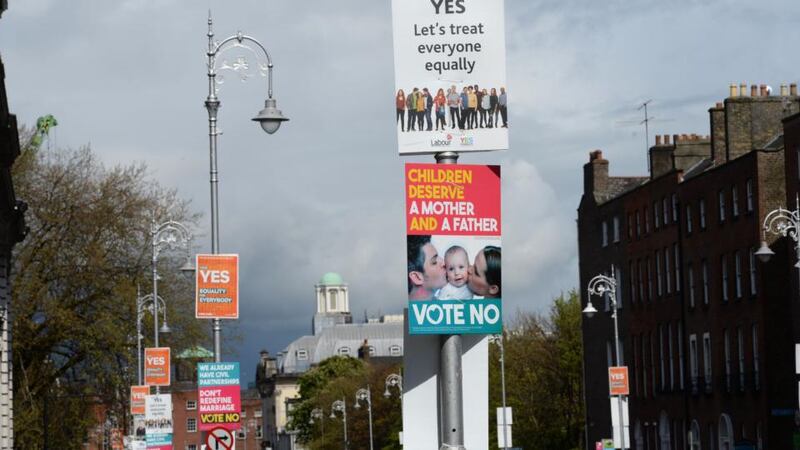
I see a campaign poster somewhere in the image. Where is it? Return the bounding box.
[392,0,508,154]
[145,394,173,450]
[197,362,242,431]
[130,385,149,415]
[143,348,170,387]
[406,163,501,334]
[196,254,239,319]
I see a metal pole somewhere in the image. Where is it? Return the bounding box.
[499,334,508,450]
[367,387,374,450]
[151,222,160,394]
[435,151,466,450]
[343,399,348,450]
[206,12,223,363]
[136,285,142,386]
[611,270,626,450]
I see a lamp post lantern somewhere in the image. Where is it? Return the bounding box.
[204,12,289,362]
[330,399,348,450]
[354,387,374,450]
[756,197,800,272]
[384,373,403,398]
[586,267,626,450]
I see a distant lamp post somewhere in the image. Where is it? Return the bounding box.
[384,373,403,398]
[489,333,509,450]
[135,288,171,385]
[354,387,374,450]
[330,399,348,450]
[204,12,289,362]
[756,199,800,267]
[586,268,626,450]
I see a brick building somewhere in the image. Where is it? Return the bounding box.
[578,83,800,449]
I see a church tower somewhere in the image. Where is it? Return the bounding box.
[312,272,352,335]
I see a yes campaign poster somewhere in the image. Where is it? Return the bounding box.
[392,0,508,154]
[405,163,501,334]
[145,394,173,450]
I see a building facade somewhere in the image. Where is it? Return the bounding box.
[578,83,800,449]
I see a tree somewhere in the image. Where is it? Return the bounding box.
[489,290,585,450]
[290,356,402,450]
[11,127,207,448]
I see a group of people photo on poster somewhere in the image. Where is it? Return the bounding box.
[395,84,508,133]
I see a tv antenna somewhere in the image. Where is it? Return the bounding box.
[616,100,673,171]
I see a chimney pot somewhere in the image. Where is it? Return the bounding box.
[760,84,767,96]
[656,135,662,145]
[791,83,798,96]
[716,102,724,108]
[664,134,671,145]
[590,150,603,162]
[751,85,759,97]
[740,83,747,97]
[729,84,738,98]
[673,134,679,144]
[781,84,789,96]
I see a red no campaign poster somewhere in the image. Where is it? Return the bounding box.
[406,163,501,236]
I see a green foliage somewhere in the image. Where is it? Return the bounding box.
[489,290,585,450]
[291,357,403,450]
[11,127,206,448]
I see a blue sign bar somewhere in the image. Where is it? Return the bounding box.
[409,299,502,335]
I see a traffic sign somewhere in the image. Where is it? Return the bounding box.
[206,426,235,450]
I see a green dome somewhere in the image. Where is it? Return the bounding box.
[319,272,344,285]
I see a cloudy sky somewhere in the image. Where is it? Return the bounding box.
[2,0,798,380]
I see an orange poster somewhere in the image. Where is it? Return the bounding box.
[144,347,170,387]
[195,254,239,319]
[130,385,149,415]
[608,366,629,396]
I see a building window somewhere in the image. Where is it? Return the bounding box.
[628,214,633,239]
[674,244,681,291]
[663,197,670,225]
[602,221,608,247]
[256,425,263,439]
[613,216,621,243]
[672,194,679,222]
[647,258,653,301]
[656,250,663,297]
[678,322,685,390]
[329,290,338,311]
[699,199,706,229]
[668,323,675,390]
[721,255,729,302]
[702,260,709,305]
[237,428,247,440]
[645,207,650,234]
[718,190,726,223]
[688,263,695,308]
[734,251,742,298]
[636,211,641,237]
[732,186,739,217]
[187,446,197,450]
[665,248,672,294]
[689,334,698,390]
[296,349,308,360]
[686,205,693,234]
[757,422,763,450]
[749,247,757,296]
[746,178,754,212]
[254,409,262,418]
[642,334,648,398]
[638,260,644,301]
[338,347,351,356]
[187,418,197,433]
[752,324,760,389]
[719,415,734,450]
[651,331,657,397]
[186,400,197,410]
[659,325,666,391]
[630,262,636,303]
[389,345,402,356]
[723,329,731,391]
[737,327,745,391]
[634,337,640,396]
[689,420,701,450]
[703,332,712,391]
[654,201,661,229]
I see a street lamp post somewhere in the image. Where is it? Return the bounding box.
[585,267,626,450]
[135,287,170,385]
[330,399,348,450]
[354,387,374,450]
[149,219,192,393]
[755,197,800,275]
[384,373,403,398]
[204,12,289,362]
[488,334,509,450]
